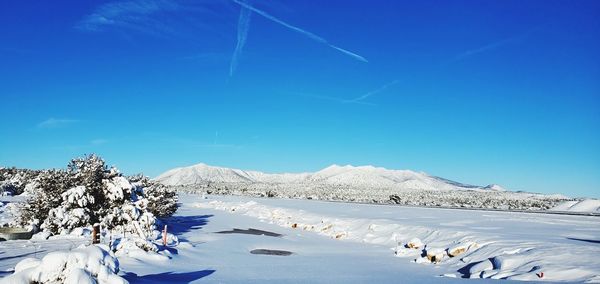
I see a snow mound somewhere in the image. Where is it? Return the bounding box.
[551,199,600,213]
[2,244,127,284]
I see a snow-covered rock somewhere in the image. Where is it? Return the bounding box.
[425,248,446,263]
[447,241,477,257]
[406,238,424,249]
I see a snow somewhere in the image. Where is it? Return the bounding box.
[2,193,599,283]
[551,199,600,213]
[103,177,130,201]
[62,186,94,208]
[1,244,127,284]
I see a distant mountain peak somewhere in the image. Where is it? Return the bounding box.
[483,184,506,191]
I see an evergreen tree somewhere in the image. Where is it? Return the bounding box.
[17,154,179,235]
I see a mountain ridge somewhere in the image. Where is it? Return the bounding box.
[154,163,505,192]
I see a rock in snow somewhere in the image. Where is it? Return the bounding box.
[406,238,424,249]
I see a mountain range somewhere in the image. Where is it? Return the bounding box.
[154,163,505,192]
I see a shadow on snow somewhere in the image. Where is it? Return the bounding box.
[123,270,215,283]
[566,237,600,244]
[161,214,213,240]
[0,250,47,262]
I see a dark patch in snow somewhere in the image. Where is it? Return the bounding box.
[250,249,292,256]
[122,270,215,283]
[566,237,600,244]
[216,228,282,237]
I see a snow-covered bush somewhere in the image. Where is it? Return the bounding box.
[17,169,72,230]
[0,167,40,195]
[128,174,178,218]
[112,236,159,254]
[16,154,178,236]
[2,244,128,284]
[144,184,178,218]
[0,182,18,196]
[42,186,95,234]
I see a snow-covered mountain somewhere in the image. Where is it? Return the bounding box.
[155,163,503,192]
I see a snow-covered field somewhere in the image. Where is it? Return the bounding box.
[2,193,599,283]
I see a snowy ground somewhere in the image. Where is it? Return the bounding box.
[2,194,600,283]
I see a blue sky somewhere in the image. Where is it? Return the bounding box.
[0,0,599,197]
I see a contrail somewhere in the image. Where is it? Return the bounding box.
[453,37,515,61]
[347,80,400,102]
[293,80,399,106]
[231,0,367,63]
[452,27,540,63]
[230,4,252,76]
[296,93,376,106]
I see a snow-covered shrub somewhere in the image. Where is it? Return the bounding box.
[0,181,17,196]
[108,235,171,263]
[0,167,41,195]
[144,183,178,218]
[128,174,178,218]
[112,236,159,253]
[16,154,178,236]
[2,244,128,284]
[42,186,95,234]
[17,169,72,230]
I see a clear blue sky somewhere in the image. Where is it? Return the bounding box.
[1,0,598,197]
